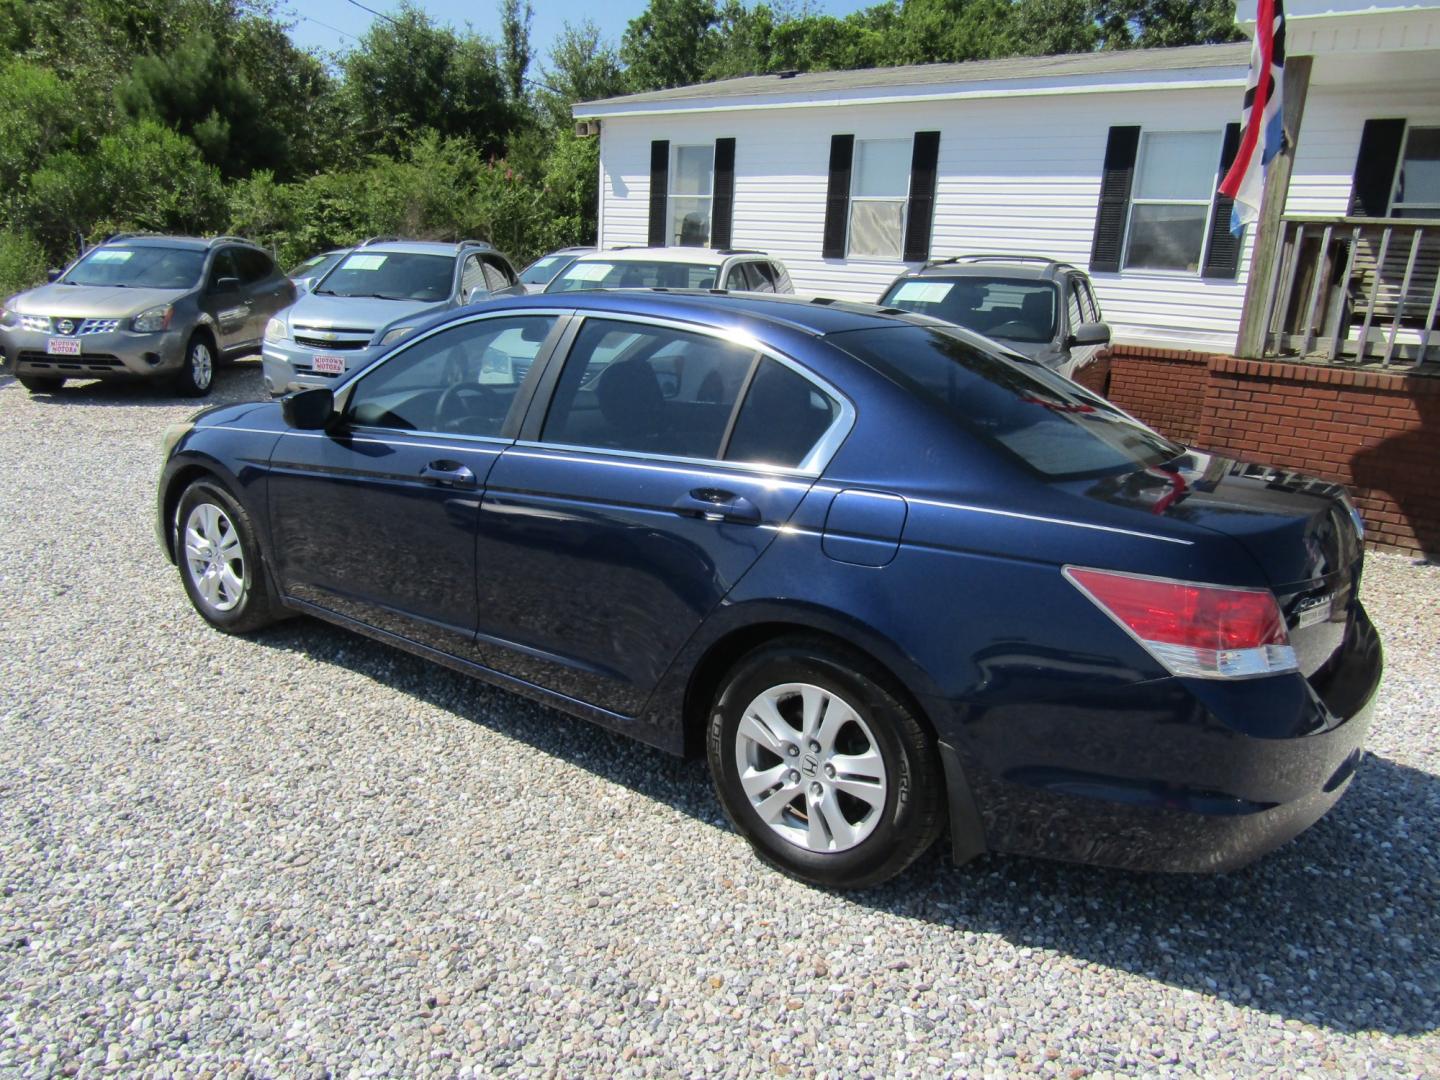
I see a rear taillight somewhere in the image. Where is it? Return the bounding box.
[1064,566,1297,680]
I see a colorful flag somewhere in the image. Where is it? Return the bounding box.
[1219,0,1287,236]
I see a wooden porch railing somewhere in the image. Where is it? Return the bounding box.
[1257,216,1440,367]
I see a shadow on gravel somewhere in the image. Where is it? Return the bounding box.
[8,360,265,408]
[250,617,1438,1038]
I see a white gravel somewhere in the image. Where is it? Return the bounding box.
[1,362,1438,1078]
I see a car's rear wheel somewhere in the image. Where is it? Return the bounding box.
[706,638,945,889]
[175,480,281,634]
[175,334,215,397]
[17,375,64,393]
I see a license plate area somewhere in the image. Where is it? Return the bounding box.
[312,354,345,375]
[46,336,82,356]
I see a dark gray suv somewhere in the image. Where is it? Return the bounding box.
[1,234,295,397]
[879,255,1111,379]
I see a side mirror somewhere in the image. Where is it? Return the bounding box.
[46,268,61,282]
[211,275,241,293]
[1069,321,1111,347]
[463,285,487,304]
[281,387,335,430]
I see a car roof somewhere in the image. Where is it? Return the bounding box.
[355,241,472,257]
[434,288,950,340]
[97,235,220,252]
[903,256,1078,283]
[568,247,767,268]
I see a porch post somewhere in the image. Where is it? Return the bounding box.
[1235,54,1314,360]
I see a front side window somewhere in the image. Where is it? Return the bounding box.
[315,252,456,302]
[460,255,486,296]
[850,139,910,259]
[1392,126,1440,218]
[542,319,757,459]
[670,144,714,247]
[481,257,512,291]
[546,260,719,293]
[1124,131,1222,273]
[347,315,557,437]
[235,248,274,284]
[61,246,207,289]
[833,324,1181,479]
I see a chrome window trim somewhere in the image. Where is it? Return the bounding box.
[529,310,855,478]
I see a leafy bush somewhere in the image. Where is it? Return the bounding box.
[0,231,50,299]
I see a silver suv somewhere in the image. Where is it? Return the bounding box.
[0,234,295,396]
[262,239,523,396]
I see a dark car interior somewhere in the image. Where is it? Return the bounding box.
[886,279,1060,343]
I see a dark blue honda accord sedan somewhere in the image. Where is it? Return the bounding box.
[157,291,1382,889]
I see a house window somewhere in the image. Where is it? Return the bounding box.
[1123,131,1224,273]
[1391,126,1440,218]
[849,139,911,259]
[669,144,714,246]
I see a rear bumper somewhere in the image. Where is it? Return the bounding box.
[2,326,187,379]
[942,605,1383,872]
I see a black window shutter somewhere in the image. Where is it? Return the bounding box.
[822,134,854,259]
[1348,119,1405,217]
[648,140,670,247]
[1089,126,1141,274]
[711,138,736,250]
[903,131,941,263]
[1201,123,1244,279]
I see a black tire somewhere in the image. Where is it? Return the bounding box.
[17,375,64,393]
[174,332,216,398]
[174,480,281,634]
[706,637,945,890]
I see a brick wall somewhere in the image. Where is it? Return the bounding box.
[1101,346,1440,556]
[1105,347,1215,446]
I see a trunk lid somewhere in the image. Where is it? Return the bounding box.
[1072,450,1366,679]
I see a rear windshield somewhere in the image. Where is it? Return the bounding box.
[832,324,1181,478]
[546,260,718,292]
[315,252,455,302]
[881,277,1058,344]
[61,246,206,289]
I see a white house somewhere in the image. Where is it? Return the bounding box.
[571,1,1440,557]
[572,0,1440,360]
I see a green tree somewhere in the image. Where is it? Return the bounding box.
[621,0,721,91]
[536,20,626,129]
[28,118,225,247]
[0,61,79,195]
[500,0,534,103]
[1094,1,1243,49]
[340,2,514,158]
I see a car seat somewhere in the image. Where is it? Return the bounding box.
[596,357,666,449]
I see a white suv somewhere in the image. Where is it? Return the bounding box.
[544,248,794,295]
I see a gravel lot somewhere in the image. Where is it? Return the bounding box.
[1,361,1438,1078]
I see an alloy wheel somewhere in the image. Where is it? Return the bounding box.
[183,502,244,612]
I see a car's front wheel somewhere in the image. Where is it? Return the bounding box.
[17,375,64,393]
[707,638,945,889]
[175,480,281,634]
[175,334,215,397]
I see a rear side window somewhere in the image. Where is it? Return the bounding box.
[726,359,838,468]
[833,325,1181,478]
[541,319,756,459]
[234,248,274,284]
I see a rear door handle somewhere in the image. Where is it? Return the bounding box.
[420,461,478,488]
[673,488,761,525]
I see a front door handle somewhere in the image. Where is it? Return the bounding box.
[673,488,761,525]
[420,461,478,488]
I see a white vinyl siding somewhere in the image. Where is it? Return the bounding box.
[589,78,1429,350]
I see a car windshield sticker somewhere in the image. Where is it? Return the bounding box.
[893,281,953,303]
[89,250,133,264]
[342,254,388,271]
[566,262,615,282]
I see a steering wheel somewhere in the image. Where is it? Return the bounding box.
[435,382,498,432]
